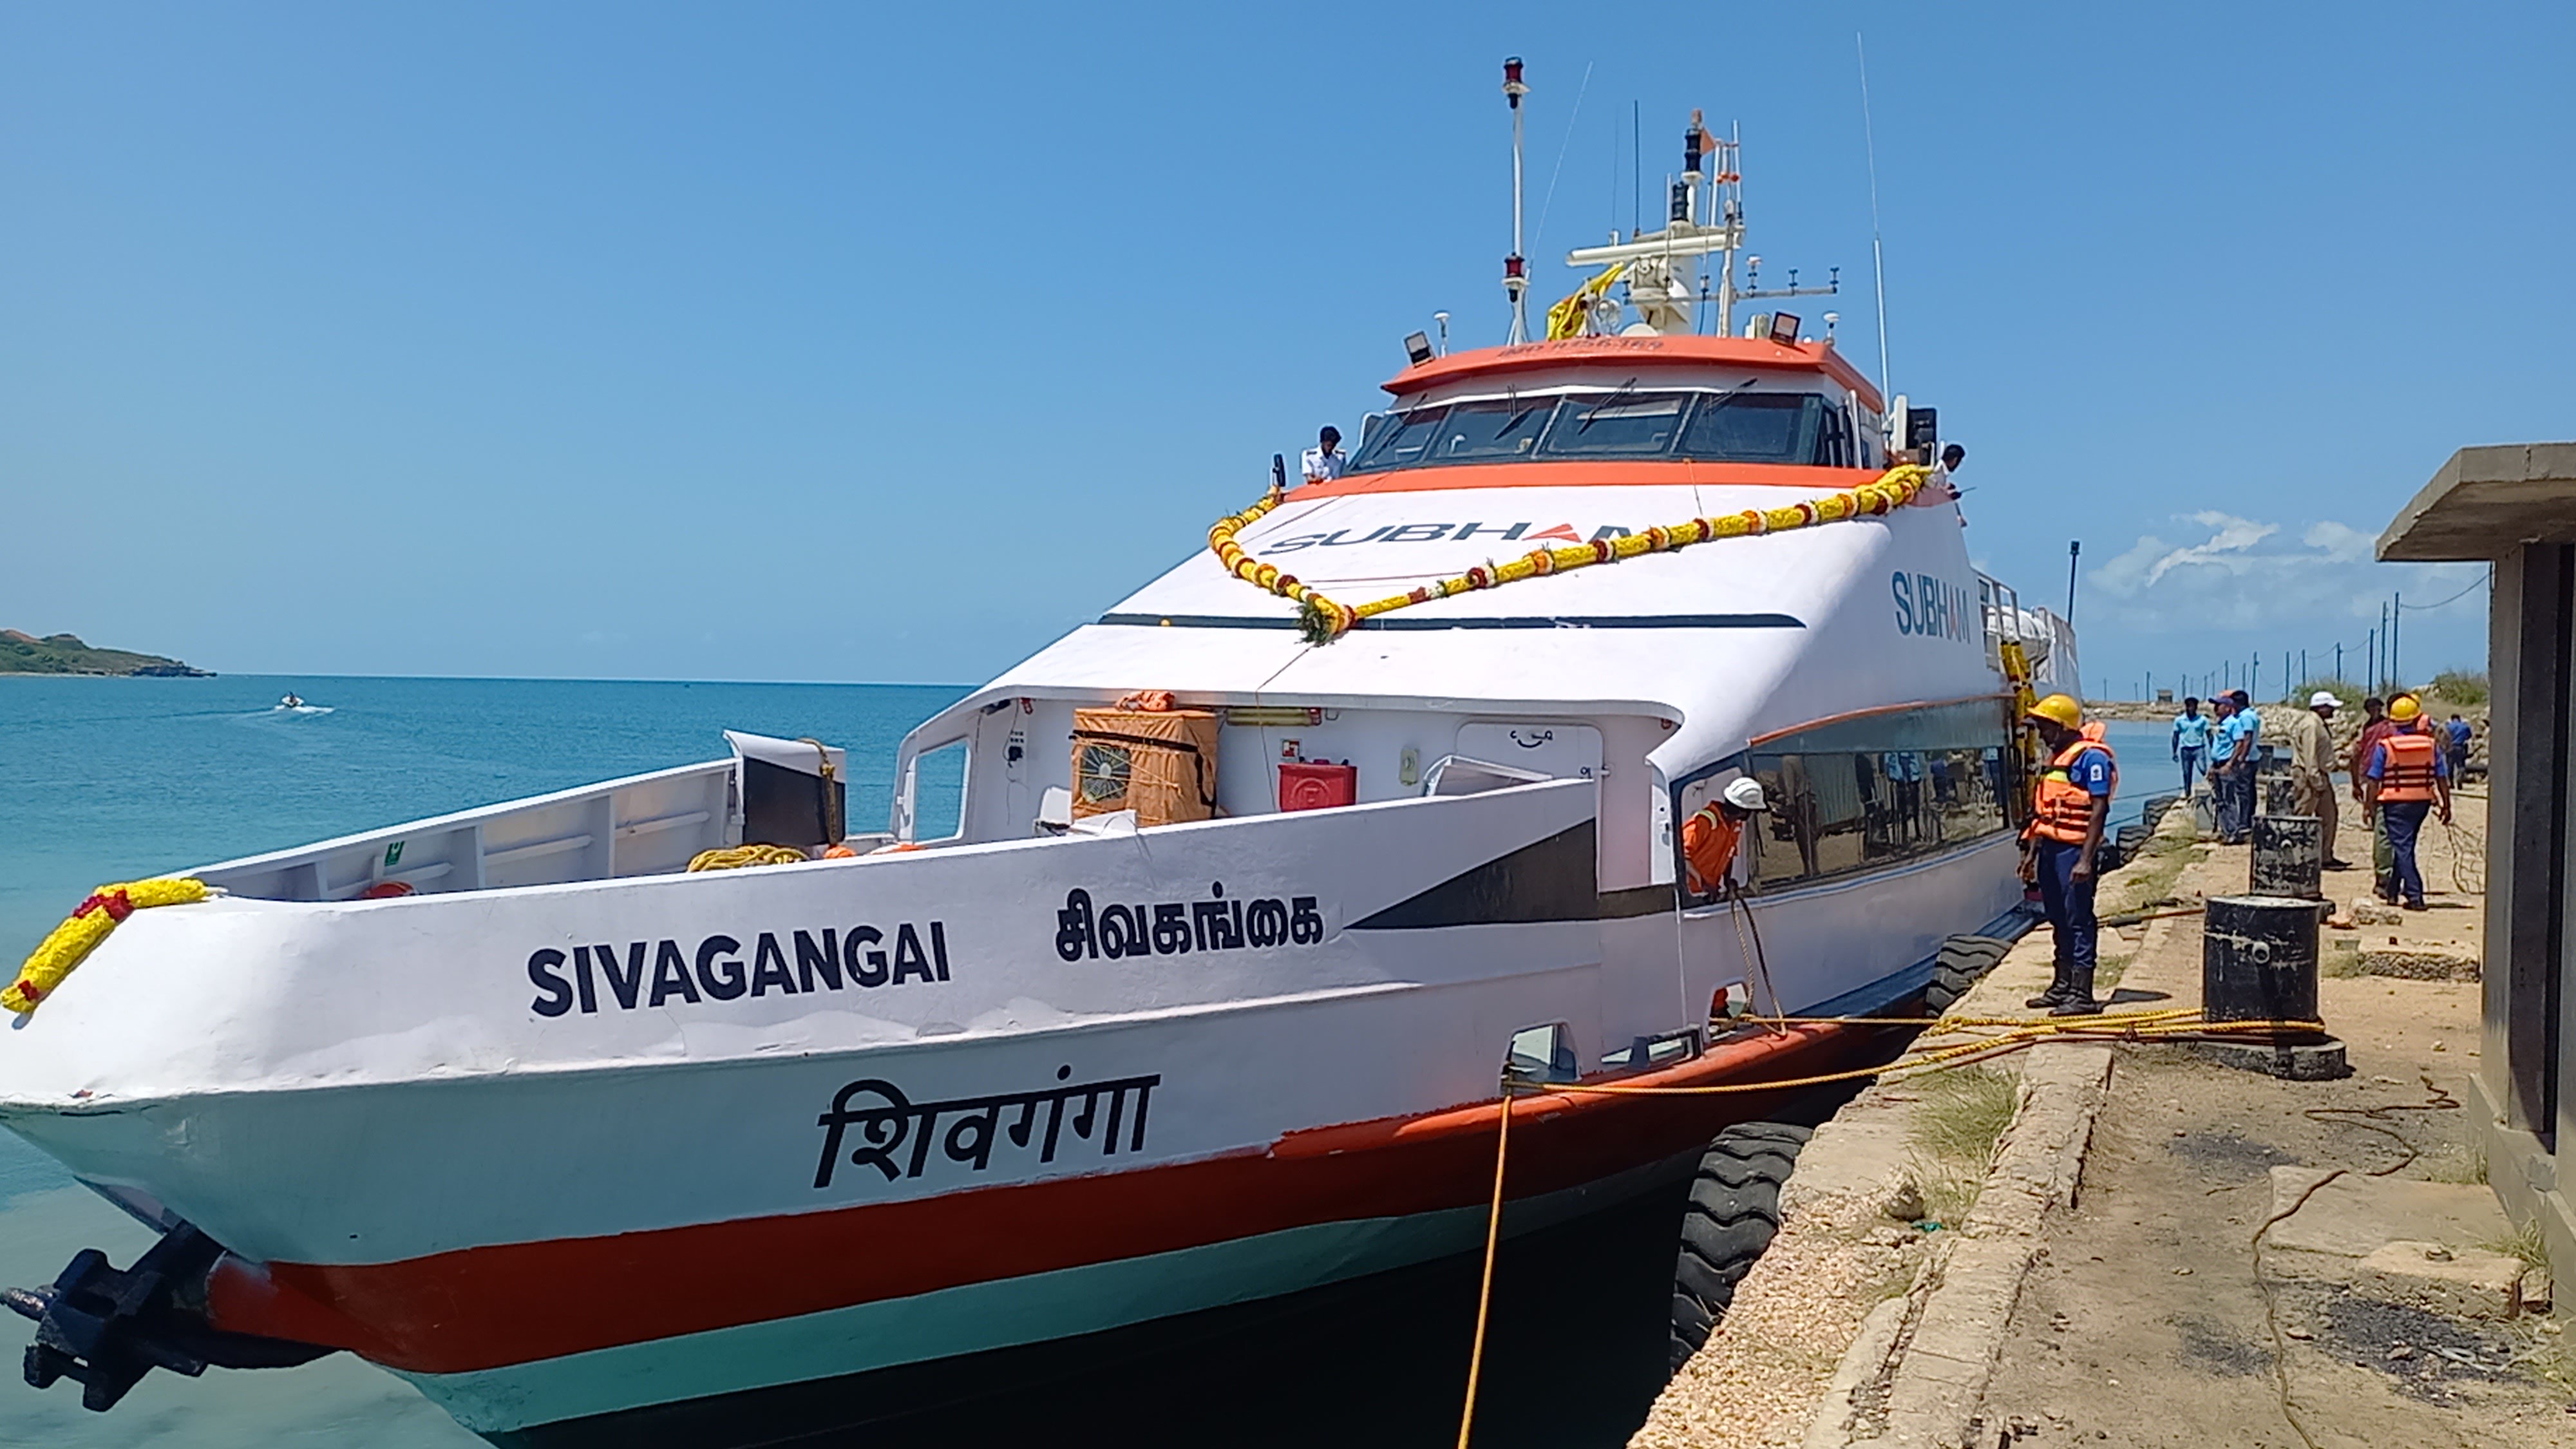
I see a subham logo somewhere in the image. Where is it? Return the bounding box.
[1891,572,1975,645]
[1263,522,1632,553]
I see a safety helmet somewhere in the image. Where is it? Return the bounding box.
[1721,777,1768,812]
[2388,695,2422,723]
[2025,693,2083,730]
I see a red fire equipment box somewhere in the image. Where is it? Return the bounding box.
[1278,761,1358,812]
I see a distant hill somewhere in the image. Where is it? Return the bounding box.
[0,630,213,677]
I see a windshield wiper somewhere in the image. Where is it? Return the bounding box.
[1691,376,1766,421]
[1573,376,1645,434]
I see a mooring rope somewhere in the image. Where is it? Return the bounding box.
[1448,1006,2327,1445]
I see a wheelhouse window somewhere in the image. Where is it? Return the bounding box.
[1350,388,1864,474]
[1675,698,2014,903]
[1352,407,1446,471]
[1430,396,1557,462]
[1676,393,1825,466]
[1537,392,1692,457]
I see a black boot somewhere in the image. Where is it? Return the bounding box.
[2050,963,2103,1016]
[2027,962,2072,1010]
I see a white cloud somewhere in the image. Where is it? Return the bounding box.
[2302,520,2376,563]
[2138,513,2278,588]
[2083,512,2486,637]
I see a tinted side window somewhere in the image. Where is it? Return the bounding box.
[1814,401,1851,468]
[1734,699,2012,891]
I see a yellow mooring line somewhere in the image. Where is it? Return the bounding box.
[1448,1007,2326,1444]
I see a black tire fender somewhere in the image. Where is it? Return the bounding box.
[1668,1121,1810,1372]
[1924,933,2012,1014]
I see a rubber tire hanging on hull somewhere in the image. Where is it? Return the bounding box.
[1668,1121,1810,1372]
[1923,934,2014,1015]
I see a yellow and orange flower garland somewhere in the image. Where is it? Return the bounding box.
[5,878,209,1015]
[1209,463,1932,643]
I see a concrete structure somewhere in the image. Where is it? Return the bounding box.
[2379,440,2576,1308]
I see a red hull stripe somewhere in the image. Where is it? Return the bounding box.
[209,1021,1886,1376]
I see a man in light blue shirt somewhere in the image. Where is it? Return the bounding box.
[2171,696,2211,794]
[2208,690,2260,844]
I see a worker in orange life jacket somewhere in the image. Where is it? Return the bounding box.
[1683,776,1768,896]
[2361,694,2452,910]
[2020,694,2117,1016]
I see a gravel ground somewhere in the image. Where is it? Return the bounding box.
[1626,1176,1926,1449]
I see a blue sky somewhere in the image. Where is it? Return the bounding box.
[3,3,2564,696]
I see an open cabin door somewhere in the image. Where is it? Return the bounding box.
[726,731,847,849]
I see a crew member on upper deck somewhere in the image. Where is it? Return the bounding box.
[1300,426,1349,484]
[2022,694,2116,1016]
[1683,777,1768,896]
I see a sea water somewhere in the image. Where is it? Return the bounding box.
[0,675,965,1447]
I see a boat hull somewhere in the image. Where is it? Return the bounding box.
[1,777,2022,1441]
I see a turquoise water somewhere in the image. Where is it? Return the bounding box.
[0,675,965,1446]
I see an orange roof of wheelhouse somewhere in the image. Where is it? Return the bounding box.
[1383,334,1883,415]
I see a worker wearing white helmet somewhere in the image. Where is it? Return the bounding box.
[1683,775,1768,896]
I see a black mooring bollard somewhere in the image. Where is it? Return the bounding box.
[2204,894,2320,1023]
[2249,815,2323,900]
[2197,894,2347,1079]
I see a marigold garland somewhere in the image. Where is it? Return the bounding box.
[1207,464,1932,643]
[5,878,211,1015]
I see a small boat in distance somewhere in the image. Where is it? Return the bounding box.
[277,694,305,710]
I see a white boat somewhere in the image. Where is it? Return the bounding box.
[3,75,2070,1446]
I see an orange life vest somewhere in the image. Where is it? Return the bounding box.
[2028,737,2117,845]
[2377,728,2438,802]
[1683,804,1744,893]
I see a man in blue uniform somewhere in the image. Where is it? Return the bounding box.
[2021,694,2117,1016]
[2209,689,2260,844]
[2171,696,2211,794]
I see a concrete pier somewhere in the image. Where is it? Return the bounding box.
[1631,782,2562,1449]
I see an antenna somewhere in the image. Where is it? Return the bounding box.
[1856,33,1892,409]
[1502,57,1531,344]
[1631,100,1641,236]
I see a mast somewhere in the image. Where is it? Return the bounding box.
[1561,119,1833,339]
[1502,57,1530,343]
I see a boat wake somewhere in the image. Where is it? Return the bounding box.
[267,705,334,717]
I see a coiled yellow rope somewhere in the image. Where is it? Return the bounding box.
[1211,462,1931,643]
[686,844,810,872]
[5,878,210,1015]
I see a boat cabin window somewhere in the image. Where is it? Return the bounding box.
[1352,408,1446,471]
[1535,392,1690,457]
[1677,699,2012,903]
[1429,395,1557,462]
[1351,388,1858,474]
[907,739,970,840]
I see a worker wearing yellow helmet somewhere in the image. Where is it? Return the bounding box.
[2361,693,2452,910]
[2020,693,2117,1015]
